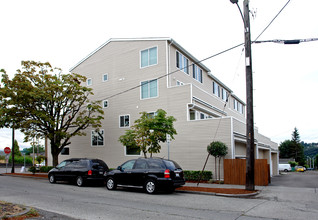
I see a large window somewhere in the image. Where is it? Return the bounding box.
[141,47,157,68]
[193,64,203,83]
[213,82,220,97]
[176,51,189,74]
[119,115,130,127]
[141,79,158,99]
[91,130,104,146]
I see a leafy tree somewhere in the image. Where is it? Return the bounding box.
[207,141,228,182]
[292,127,300,143]
[13,140,22,157]
[119,109,177,158]
[22,145,45,155]
[0,61,104,166]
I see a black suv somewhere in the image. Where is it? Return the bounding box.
[48,158,109,187]
[105,158,185,194]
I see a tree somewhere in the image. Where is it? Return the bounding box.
[22,145,45,155]
[13,140,22,157]
[207,141,228,182]
[119,109,177,158]
[278,128,305,165]
[0,61,104,166]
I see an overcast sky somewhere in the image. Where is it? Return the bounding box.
[1,0,317,151]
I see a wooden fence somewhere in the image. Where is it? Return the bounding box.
[224,159,269,186]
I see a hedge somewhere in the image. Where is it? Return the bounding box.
[40,166,54,173]
[183,170,212,181]
[8,156,33,165]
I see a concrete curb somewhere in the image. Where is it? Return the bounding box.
[175,189,260,197]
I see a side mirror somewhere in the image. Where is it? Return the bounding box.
[117,166,122,171]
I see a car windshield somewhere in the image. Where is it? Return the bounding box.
[121,160,135,170]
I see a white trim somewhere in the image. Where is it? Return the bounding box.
[140,78,159,100]
[102,100,108,108]
[124,146,142,156]
[91,129,105,147]
[119,114,130,128]
[140,45,158,69]
[87,78,92,86]
[102,73,108,82]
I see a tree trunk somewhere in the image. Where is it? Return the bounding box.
[215,156,217,181]
[218,157,221,183]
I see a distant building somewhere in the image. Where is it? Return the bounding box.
[47,38,279,177]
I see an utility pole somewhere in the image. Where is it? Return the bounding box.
[230,0,255,190]
[243,0,255,191]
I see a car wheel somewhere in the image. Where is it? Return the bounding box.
[284,169,288,172]
[145,179,156,194]
[106,177,117,190]
[49,174,56,184]
[76,176,84,187]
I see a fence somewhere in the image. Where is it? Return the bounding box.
[224,159,269,186]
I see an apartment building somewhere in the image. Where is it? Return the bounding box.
[48,38,279,177]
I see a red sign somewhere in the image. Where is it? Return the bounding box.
[4,147,11,154]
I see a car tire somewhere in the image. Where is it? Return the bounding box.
[76,176,85,187]
[49,174,56,184]
[145,179,157,194]
[284,169,288,172]
[106,177,117,190]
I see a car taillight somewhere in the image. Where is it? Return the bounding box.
[88,170,92,176]
[164,169,170,178]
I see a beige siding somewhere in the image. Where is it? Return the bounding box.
[47,38,278,176]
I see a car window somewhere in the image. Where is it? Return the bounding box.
[148,160,165,169]
[92,159,109,170]
[121,160,135,171]
[134,160,148,169]
[164,160,181,170]
[56,160,70,169]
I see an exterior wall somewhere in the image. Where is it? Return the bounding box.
[47,38,278,178]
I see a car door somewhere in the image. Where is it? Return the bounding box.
[54,160,70,180]
[116,160,136,186]
[131,159,149,186]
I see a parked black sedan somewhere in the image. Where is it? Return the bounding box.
[48,158,109,186]
[105,157,185,194]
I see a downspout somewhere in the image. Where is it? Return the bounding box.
[166,39,173,88]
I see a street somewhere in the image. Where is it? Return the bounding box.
[0,171,317,220]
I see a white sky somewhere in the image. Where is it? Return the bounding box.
[1,0,317,151]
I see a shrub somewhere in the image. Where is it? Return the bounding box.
[40,166,54,173]
[8,156,33,165]
[288,161,298,167]
[183,170,212,181]
[28,166,36,174]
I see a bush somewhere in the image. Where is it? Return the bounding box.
[183,170,212,181]
[40,166,54,173]
[8,156,33,165]
[288,161,298,167]
[28,166,36,174]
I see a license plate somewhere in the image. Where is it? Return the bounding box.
[176,173,180,177]
[99,171,103,174]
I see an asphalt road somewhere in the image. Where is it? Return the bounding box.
[270,170,318,188]
[0,171,317,220]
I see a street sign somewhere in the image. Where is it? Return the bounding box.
[4,147,11,154]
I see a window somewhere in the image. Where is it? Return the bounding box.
[213,82,220,97]
[91,130,104,146]
[176,51,189,74]
[146,112,157,118]
[134,159,148,169]
[103,100,108,108]
[141,79,158,99]
[222,88,228,102]
[102,74,108,82]
[126,147,141,156]
[233,99,243,114]
[87,78,92,86]
[61,147,69,155]
[121,160,136,170]
[141,47,157,68]
[120,115,130,127]
[189,110,196,120]
[193,64,203,83]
